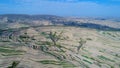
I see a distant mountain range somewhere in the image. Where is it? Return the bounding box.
[0,14,120,31]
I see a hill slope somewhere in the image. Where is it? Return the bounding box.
[0,26,120,68]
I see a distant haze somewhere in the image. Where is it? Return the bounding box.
[0,0,120,17]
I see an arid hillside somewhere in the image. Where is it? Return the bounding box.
[0,26,120,68]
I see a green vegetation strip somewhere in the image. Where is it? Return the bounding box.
[37,60,76,68]
[1,53,23,56]
[45,51,66,60]
[83,59,92,64]
[0,46,12,48]
[82,55,95,60]
[0,47,23,53]
[0,46,25,56]
[98,55,115,62]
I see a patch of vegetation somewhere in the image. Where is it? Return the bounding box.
[48,31,64,46]
[41,31,67,52]
[0,46,12,48]
[0,47,23,53]
[0,46,25,56]
[37,60,75,68]
[82,55,89,59]
[98,55,115,62]
[115,54,120,58]
[99,49,106,53]
[45,51,66,60]
[40,45,49,52]
[19,32,31,44]
[77,38,86,53]
[40,32,50,39]
[41,32,47,36]
[83,59,92,64]
[19,33,30,39]
[7,61,20,68]
[1,53,23,56]
[107,32,111,35]
[82,55,95,60]
[40,41,52,46]
[86,38,92,40]
[0,40,10,42]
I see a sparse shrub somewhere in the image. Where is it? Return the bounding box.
[40,45,48,52]
[86,38,92,40]
[77,38,86,53]
[44,41,52,46]
[47,31,67,48]
[19,32,30,44]
[7,61,20,68]
[48,31,63,46]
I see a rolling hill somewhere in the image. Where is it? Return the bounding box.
[0,14,120,30]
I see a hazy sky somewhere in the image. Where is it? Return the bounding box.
[0,0,120,17]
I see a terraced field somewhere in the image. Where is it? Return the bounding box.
[99,31,120,41]
[0,26,120,68]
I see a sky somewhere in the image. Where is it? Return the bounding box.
[0,0,120,17]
